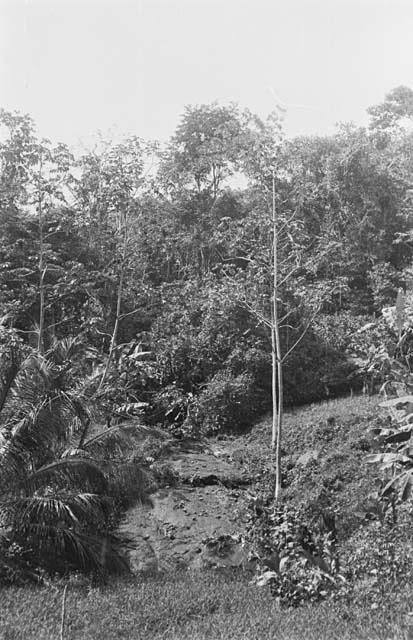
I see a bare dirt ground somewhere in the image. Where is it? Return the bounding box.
[119,436,260,573]
[119,395,379,575]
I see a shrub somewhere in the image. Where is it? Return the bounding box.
[283,327,358,405]
[147,281,271,431]
[368,262,405,310]
[249,504,341,607]
[187,370,262,434]
[149,384,196,435]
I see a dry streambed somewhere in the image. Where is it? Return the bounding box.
[119,438,256,573]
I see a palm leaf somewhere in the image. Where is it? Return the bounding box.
[0,493,111,530]
[11,522,130,575]
[26,458,108,494]
[0,434,28,491]
[9,391,86,465]
[0,339,151,578]
[83,423,165,459]
[0,357,19,414]
[45,336,93,365]
[104,461,153,505]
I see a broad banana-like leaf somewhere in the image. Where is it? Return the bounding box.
[395,288,406,337]
[384,429,412,444]
[366,452,410,464]
[401,473,413,501]
[380,395,413,408]
[381,470,413,499]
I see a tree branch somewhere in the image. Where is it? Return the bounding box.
[281,304,321,364]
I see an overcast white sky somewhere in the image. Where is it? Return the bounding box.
[1,0,413,148]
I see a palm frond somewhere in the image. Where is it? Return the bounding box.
[0,493,111,530]
[46,336,98,366]
[9,391,87,465]
[105,461,153,505]
[1,354,55,426]
[10,522,130,576]
[0,358,19,414]
[26,458,108,494]
[0,338,152,579]
[0,433,29,491]
[83,423,165,459]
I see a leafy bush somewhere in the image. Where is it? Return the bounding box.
[149,281,369,427]
[364,288,413,505]
[187,370,262,434]
[150,384,195,434]
[368,262,405,310]
[147,281,272,432]
[0,541,42,586]
[283,327,358,405]
[312,312,398,396]
[248,504,341,607]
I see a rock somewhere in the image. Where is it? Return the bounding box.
[127,539,158,575]
[296,449,320,466]
[193,535,251,570]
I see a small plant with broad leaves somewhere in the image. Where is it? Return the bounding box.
[88,341,153,427]
[247,499,343,607]
[367,287,413,505]
[367,393,413,503]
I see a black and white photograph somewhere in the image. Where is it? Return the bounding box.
[0,1,413,638]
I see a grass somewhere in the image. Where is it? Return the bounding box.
[0,571,411,640]
[240,394,383,538]
[281,394,381,526]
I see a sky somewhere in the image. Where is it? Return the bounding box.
[1,0,413,149]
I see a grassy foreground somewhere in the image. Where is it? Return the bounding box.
[0,571,411,640]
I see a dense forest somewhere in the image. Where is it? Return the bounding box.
[1,86,413,618]
[1,87,412,421]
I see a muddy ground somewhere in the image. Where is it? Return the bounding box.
[119,433,269,573]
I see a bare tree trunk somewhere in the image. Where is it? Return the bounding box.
[98,212,128,390]
[271,170,283,501]
[274,336,283,501]
[37,155,45,354]
[60,584,68,640]
[271,321,277,450]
